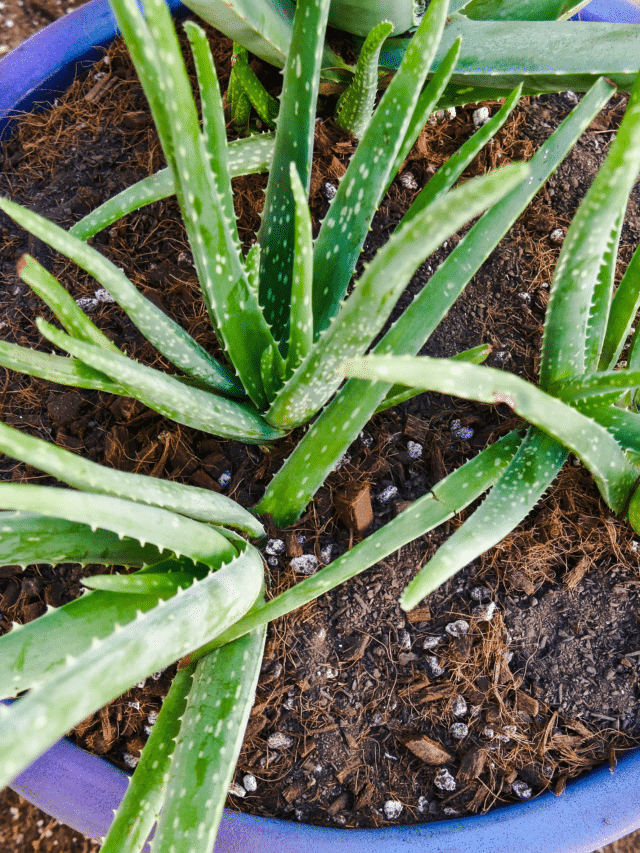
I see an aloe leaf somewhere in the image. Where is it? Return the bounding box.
[188,431,523,661]
[100,664,196,853]
[547,369,640,405]
[461,0,589,20]
[328,0,418,36]
[179,0,345,74]
[108,0,176,168]
[311,0,451,337]
[541,72,640,387]
[227,59,252,134]
[344,354,639,513]
[591,406,640,458]
[37,320,285,443]
[231,42,279,128]
[0,510,163,571]
[600,241,640,370]
[0,421,263,535]
[16,254,119,352]
[401,429,567,609]
[152,627,266,853]
[115,0,277,410]
[266,162,528,430]
[0,338,122,392]
[0,483,239,564]
[69,133,276,242]
[382,21,640,96]
[187,23,241,251]
[375,343,492,413]
[257,77,614,525]
[83,571,198,595]
[0,197,242,396]
[259,341,286,403]
[400,84,522,227]
[0,543,262,791]
[384,37,462,199]
[257,0,332,341]
[0,559,212,698]
[285,163,314,374]
[335,21,393,140]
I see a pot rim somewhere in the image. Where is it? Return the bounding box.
[2,0,640,849]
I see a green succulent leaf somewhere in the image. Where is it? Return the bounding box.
[541,70,640,387]
[0,540,262,792]
[327,0,418,36]
[187,23,242,251]
[384,37,462,199]
[0,511,163,572]
[227,56,253,134]
[189,431,523,660]
[83,571,198,594]
[230,42,279,128]
[258,0,331,341]
[16,254,119,352]
[0,338,122,392]
[100,663,196,853]
[257,76,614,524]
[380,21,640,98]
[375,343,493,413]
[547,369,640,405]
[311,0,451,337]
[37,320,285,443]
[69,133,275,242]
[335,21,394,140]
[0,558,211,698]
[0,197,242,396]
[152,627,266,853]
[343,354,639,514]
[400,84,522,227]
[401,429,567,609]
[461,0,589,20]
[600,240,640,371]
[179,0,345,73]
[0,483,238,564]
[285,162,314,375]
[266,162,528,430]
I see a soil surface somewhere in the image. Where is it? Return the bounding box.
[2,12,640,850]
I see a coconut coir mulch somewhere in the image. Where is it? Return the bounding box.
[1,23,640,840]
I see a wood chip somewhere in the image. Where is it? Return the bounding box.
[563,556,591,589]
[403,414,429,444]
[327,792,350,815]
[402,735,453,765]
[457,746,487,782]
[355,782,375,810]
[285,532,303,558]
[334,483,373,534]
[283,778,311,803]
[406,604,431,623]
[516,690,539,717]
[340,725,359,750]
[554,774,567,796]
[509,568,536,595]
[84,74,118,104]
[99,707,113,745]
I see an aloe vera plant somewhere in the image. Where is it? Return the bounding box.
[0,0,637,847]
[344,66,640,610]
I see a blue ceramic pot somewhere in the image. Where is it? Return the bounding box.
[2,1,640,850]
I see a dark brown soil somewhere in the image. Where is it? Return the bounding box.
[2,18,640,844]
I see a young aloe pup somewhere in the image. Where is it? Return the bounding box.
[0,0,633,849]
